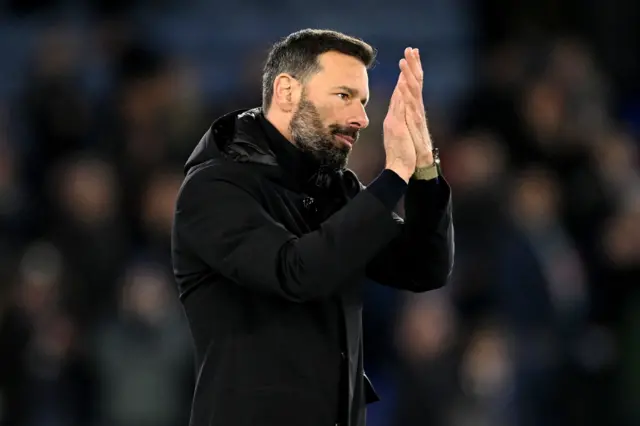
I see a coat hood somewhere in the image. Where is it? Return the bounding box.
[184,108,278,175]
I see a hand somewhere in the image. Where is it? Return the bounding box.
[383,73,417,183]
[398,48,434,167]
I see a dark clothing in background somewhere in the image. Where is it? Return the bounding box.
[171,108,454,426]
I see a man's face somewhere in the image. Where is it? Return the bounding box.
[289,51,370,170]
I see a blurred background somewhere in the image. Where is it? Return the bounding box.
[0,1,639,425]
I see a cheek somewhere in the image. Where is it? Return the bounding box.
[315,103,341,127]
[326,101,347,118]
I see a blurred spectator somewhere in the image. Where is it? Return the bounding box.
[18,26,93,235]
[138,169,183,261]
[445,131,507,321]
[497,167,589,426]
[451,321,514,426]
[392,291,460,426]
[0,115,27,242]
[91,262,192,426]
[0,241,92,426]
[48,154,129,326]
[591,130,640,209]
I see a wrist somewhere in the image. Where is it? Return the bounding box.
[385,162,413,184]
[415,151,434,168]
[413,148,440,181]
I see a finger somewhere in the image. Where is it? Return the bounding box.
[399,59,422,101]
[398,72,415,116]
[403,96,430,151]
[396,98,407,128]
[404,47,413,62]
[389,72,403,116]
[410,48,423,87]
[398,74,426,124]
[405,96,425,129]
[399,83,427,144]
[413,48,423,79]
[399,81,424,128]
[398,69,407,88]
[400,58,422,97]
[394,80,407,120]
[399,58,422,103]
[398,73,412,104]
[404,47,424,88]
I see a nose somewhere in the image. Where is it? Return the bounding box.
[349,103,369,129]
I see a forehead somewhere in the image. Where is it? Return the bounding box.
[309,51,369,89]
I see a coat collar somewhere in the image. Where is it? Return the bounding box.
[255,110,326,190]
[185,107,358,195]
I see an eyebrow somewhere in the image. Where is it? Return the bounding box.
[334,86,369,106]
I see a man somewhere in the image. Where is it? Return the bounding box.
[171,29,454,426]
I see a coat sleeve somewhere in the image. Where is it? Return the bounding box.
[365,177,454,292]
[174,171,403,303]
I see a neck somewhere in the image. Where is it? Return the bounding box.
[264,108,295,144]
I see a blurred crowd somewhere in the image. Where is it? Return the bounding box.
[0,1,639,426]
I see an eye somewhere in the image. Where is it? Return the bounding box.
[337,93,350,101]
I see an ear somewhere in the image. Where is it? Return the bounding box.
[272,73,301,113]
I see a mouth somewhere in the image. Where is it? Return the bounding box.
[334,133,355,148]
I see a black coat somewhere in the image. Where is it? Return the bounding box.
[171,108,454,426]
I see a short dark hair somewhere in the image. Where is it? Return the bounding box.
[261,29,376,111]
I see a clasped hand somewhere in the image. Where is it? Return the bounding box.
[383,47,434,182]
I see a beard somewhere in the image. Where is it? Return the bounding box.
[289,92,358,171]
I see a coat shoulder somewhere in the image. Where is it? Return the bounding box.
[180,158,265,199]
